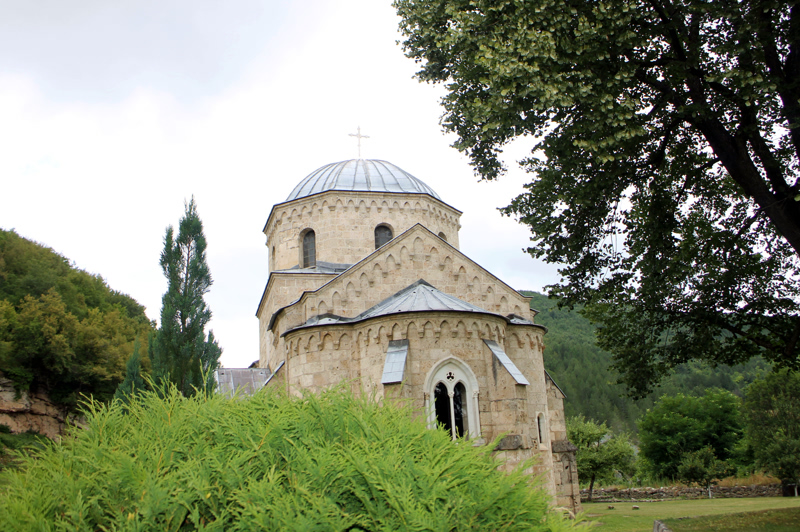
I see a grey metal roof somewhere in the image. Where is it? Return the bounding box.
[381,339,409,384]
[507,313,536,326]
[286,159,441,201]
[215,368,271,396]
[274,261,354,274]
[283,280,496,336]
[358,279,488,318]
[484,339,530,385]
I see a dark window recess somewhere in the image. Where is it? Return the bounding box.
[438,232,447,242]
[453,382,466,438]
[375,225,393,249]
[537,413,544,444]
[434,382,452,436]
[434,381,466,439]
[303,231,316,268]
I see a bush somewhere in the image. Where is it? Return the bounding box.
[638,389,744,479]
[0,429,49,472]
[0,385,572,531]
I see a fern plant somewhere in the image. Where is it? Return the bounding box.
[0,385,573,531]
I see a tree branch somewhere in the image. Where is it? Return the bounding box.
[757,5,800,161]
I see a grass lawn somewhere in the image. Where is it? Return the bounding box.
[663,506,800,531]
[580,497,800,532]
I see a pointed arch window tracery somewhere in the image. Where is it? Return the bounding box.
[425,357,480,441]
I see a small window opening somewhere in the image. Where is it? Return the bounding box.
[438,232,447,242]
[434,383,452,435]
[537,413,545,444]
[453,382,467,438]
[302,230,316,268]
[434,381,466,440]
[375,225,393,249]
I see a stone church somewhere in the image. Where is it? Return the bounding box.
[219,158,580,511]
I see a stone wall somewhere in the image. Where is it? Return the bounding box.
[265,190,462,272]
[276,306,575,509]
[582,484,782,502]
[0,374,77,439]
[258,226,535,374]
[652,520,673,532]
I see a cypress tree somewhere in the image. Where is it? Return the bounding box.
[113,338,146,404]
[152,198,221,396]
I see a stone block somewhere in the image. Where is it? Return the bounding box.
[494,434,531,450]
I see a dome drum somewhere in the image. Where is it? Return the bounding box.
[265,160,461,273]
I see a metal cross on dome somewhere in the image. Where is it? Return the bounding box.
[348,126,370,159]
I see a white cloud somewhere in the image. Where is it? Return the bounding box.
[0,1,562,368]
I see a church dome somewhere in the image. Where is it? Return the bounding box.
[286,159,441,201]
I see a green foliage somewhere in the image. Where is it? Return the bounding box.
[638,390,743,479]
[743,369,800,492]
[152,199,221,397]
[0,229,153,406]
[0,428,49,472]
[567,416,634,500]
[524,291,770,434]
[0,229,149,321]
[114,338,147,405]
[676,446,732,499]
[0,386,573,531]
[395,0,800,398]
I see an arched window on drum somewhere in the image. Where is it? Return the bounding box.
[374,224,393,249]
[301,229,316,268]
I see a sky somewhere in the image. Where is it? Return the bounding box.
[0,0,561,368]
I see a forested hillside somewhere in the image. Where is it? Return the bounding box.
[0,229,154,407]
[523,292,770,435]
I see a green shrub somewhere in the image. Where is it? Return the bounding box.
[0,385,571,531]
[0,429,49,473]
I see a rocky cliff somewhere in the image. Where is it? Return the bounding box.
[0,374,79,439]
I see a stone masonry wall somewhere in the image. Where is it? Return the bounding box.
[259,226,536,380]
[295,226,532,325]
[257,272,334,368]
[583,484,782,502]
[279,310,562,504]
[265,191,462,272]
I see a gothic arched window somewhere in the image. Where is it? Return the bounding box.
[426,358,480,441]
[302,230,316,268]
[438,232,447,242]
[375,224,393,249]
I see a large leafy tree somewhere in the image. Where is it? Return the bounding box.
[743,368,800,495]
[152,198,221,396]
[676,446,732,498]
[0,229,152,406]
[638,389,743,479]
[395,0,800,396]
[566,415,635,501]
[0,290,148,407]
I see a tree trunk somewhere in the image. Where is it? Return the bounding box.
[588,474,596,502]
[707,483,712,499]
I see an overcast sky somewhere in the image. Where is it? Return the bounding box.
[0,0,560,367]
